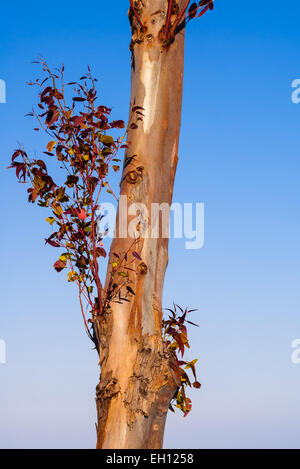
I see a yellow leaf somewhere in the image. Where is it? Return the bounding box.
[53,204,63,216]
[67,270,77,282]
[100,135,114,146]
[47,141,57,152]
[45,217,55,225]
[181,333,189,344]
[184,358,198,370]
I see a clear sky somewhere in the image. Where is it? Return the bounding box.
[1,0,300,449]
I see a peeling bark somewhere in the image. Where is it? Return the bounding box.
[96,0,186,449]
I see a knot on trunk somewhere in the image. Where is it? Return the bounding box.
[126,166,144,184]
[95,374,120,448]
[138,262,148,274]
[96,376,120,402]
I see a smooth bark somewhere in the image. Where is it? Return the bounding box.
[96,0,186,449]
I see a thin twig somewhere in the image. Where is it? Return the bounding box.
[129,0,145,31]
[170,0,190,36]
[163,0,174,40]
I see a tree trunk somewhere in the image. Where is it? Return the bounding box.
[96,0,186,449]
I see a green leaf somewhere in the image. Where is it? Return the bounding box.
[100,135,114,146]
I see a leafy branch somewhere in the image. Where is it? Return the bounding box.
[163,304,201,416]
[8,59,141,353]
[9,59,201,418]
[163,0,214,43]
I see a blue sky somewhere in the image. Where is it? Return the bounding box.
[1,0,300,448]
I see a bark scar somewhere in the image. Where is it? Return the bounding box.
[96,375,120,402]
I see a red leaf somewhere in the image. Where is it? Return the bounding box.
[186,320,199,327]
[197,5,210,17]
[40,86,52,101]
[64,208,75,215]
[199,0,214,6]
[77,209,87,220]
[12,150,22,162]
[36,160,47,170]
[28,188,38,203]
[70,115,85,126]
[110,120,126,129]
[53,259,66,272]
[132,251,142,260]
[174,334,185,357]
[45,237,60,248]
[15,163,26,181]
[193,381,201,389]
[188,2,197,19]
[46,110,59,127]
[96,247,107,258]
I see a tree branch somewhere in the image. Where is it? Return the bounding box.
[170,0,190,36]
[129,0,145,31]
[163,0,174,40]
